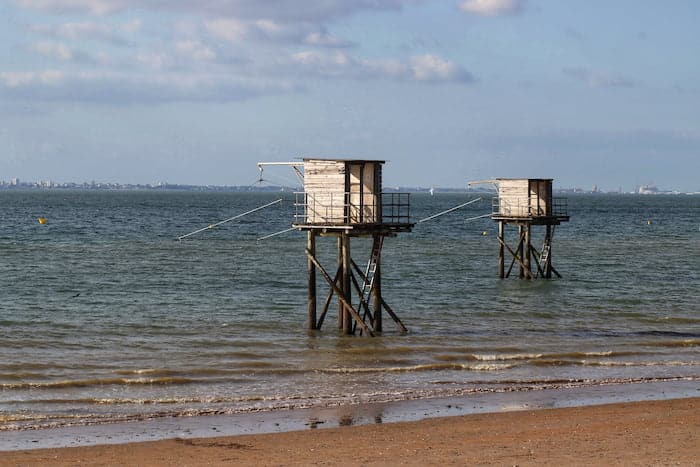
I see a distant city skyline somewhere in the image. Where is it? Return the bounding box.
[1,175,694,195]
[1,1,699,192]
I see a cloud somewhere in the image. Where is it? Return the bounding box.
[16,0,128,15]
[29,39,111,64]
[409,54,474,82]
[15,0,417,21]
[303,29,353,48]
[563,67,637,88]
[175,40,216,62]
[459,0,526,16]
[30,41,73,60]
[0,69,297,103]
[11,0,470,106]
[205,18,352,48]
[30,20,142,45]
[0,70,65,87]
[289,51,474,83]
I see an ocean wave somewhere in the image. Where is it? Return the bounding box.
[639,339,700,348]
[2,376,697,432]
[530,359,700,368]
[0,376,197,390]
[320,362,517,374]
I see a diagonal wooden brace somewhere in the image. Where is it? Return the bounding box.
[306,249,374,337]
[316,265,341,329]
[497,234,533,280]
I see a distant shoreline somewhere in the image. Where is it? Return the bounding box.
[0,185,698,195]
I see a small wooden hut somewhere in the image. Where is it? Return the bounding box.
[490,178,569,279]
[300,159,382,225]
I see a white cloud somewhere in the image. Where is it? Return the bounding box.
[16,0,127,15]
[135,52,173,70]
[175,40,216,61]
[0,70,65,87]
[563,67,636,88]
[205,18,352,48]
[459,0,526,16]
[289,50,474,83]
[409,54,474,82]
[15,0,418,21]
[0,69,296,103]
[11,0,471,106]
[204,18,248,43]
[30,20,142,45]
[303,30,353,48]
[30,41,74,60]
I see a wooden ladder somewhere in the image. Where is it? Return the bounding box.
[360,236,383,307]
[358,235,383,326]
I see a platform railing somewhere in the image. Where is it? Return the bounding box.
[492,196,568,218]
[294,192,411,225]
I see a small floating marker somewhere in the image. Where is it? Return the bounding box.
[38,217,47,225]
[647,219,653,225]
[482,230,489,236]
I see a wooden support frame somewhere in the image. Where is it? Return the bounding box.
[497,221,561,280]
[306,248,373,337]
[304,231,407,336]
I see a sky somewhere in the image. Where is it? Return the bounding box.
[0,0,698,191]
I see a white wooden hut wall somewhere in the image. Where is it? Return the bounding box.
[349,162,380,223]
[497,179,552,218]
[303,160,383,225]
[303,160,346,223]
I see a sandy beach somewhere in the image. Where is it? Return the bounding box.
[2,397,697,466]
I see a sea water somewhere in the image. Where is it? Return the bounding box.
[0,191,698,431]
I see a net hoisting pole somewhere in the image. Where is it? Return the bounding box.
[177,198,283,240]
[417,197,482,223]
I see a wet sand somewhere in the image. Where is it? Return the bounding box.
[2,397,698,466]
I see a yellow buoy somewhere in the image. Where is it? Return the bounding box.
[38,217,47,225]
[482,230,489,236]
[647,220,652,225]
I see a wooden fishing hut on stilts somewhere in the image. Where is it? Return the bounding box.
[483,179,569,279]
[292,158,414,336]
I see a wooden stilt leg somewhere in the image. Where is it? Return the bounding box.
[307,231,317,330]
[342,234,353,335]
[545,224,552,279]
[524,224,531,279]
[337,236,343,330]
[518,225,525,278]
[498,221,505,279]
[372,234,383,333]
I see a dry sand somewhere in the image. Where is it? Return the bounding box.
[2,397,698,466]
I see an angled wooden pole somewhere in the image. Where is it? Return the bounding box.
[380,299,408,334]
[316,265,341,330]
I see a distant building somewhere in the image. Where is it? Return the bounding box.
[638,184,659,194]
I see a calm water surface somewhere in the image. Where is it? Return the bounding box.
[1,191,698,430]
